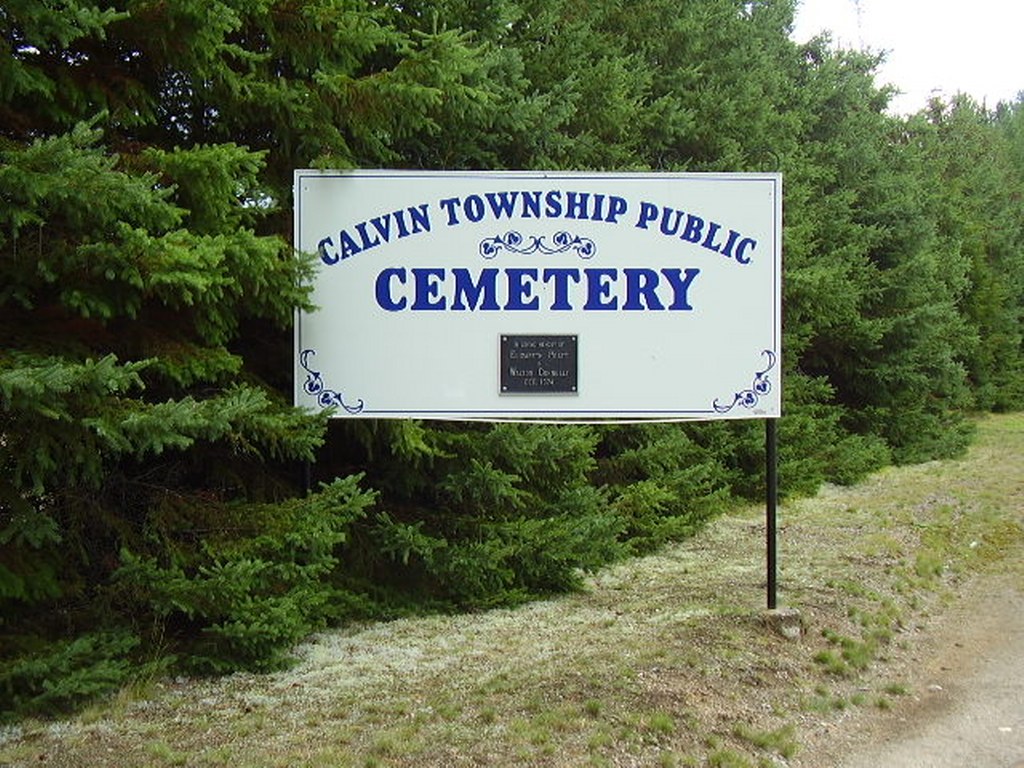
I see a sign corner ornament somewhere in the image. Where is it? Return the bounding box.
[298,348,364,414]
[294,169,781,422]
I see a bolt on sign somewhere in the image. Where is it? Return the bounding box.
[294,170,781,422]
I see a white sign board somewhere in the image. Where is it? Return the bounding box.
[294,170,781,421]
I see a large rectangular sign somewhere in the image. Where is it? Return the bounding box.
[294,170,781,420]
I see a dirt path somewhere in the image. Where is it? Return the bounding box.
[802,571,1024,768]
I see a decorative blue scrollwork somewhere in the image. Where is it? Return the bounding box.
[713,350,776,414]
[299,349,364,414]
[479,230,596,260]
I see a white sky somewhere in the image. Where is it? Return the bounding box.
[791,0,1024,114]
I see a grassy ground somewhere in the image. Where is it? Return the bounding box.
[2,413,1022,768]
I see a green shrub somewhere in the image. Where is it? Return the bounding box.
[0,630,140,721]
[336,423,626,610]
[113,475,376,672]
[596,423,732,553]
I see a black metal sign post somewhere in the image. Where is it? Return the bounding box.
[765,418,779,610]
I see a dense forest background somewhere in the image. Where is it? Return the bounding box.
[2,0,1022,719]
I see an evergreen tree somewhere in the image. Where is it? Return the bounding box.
[912,96,1024,412]
[780,38,976,464]
[0,0,401,708]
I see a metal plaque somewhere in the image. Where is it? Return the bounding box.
[500,335,578,394]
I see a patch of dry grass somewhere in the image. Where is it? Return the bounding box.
[2,414,1022,768]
